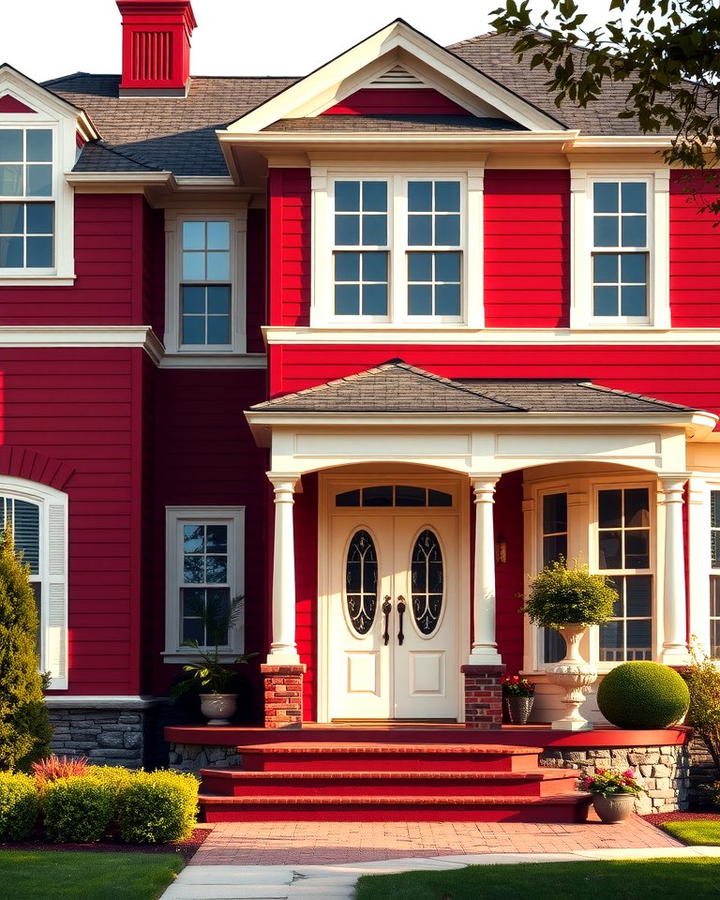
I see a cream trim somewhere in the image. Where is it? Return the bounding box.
[159,352,267,369]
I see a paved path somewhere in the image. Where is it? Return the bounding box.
[162,846,720,899]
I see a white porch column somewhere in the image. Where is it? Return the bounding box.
[266,473,301,665]
[659,474,689,664]
[468,476,503,666]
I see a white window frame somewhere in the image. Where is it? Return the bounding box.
[311,165,484,329]
[163,506,245,661]
[569,167,670,330]
[164,207,248,357]
[0,475,68,689]
[0,72,77,285]
[689,478,720,658]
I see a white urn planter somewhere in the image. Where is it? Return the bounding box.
[199,692,238,726]
[545,624,597,731]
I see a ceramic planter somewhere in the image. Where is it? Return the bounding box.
[504,694,534,725]
[545,623,597,731]
[199,692,238,725]
[591,792,636,824]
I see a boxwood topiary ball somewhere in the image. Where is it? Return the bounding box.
[596,661,689,729]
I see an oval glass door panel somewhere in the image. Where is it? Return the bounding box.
[411,529,444,636]
[345,530,378,635]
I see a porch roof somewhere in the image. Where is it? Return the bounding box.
[249,360,701,416]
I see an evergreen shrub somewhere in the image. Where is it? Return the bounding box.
[597,661,690,729]
[43,776,115,843]
[118,771,198,844]
[0,772,39,841]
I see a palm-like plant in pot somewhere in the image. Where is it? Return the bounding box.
[170,595,257,725]
[523,560,616,731]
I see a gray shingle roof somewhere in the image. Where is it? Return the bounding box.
[250,360,699,415]
[263,115,526,133]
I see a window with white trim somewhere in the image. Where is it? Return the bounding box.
[164,507,245,657]
[540,491,568,665]
[597,487,653,663]
[328,174,467,324]
[709,490,720,657]
[0,478,68,689]
[164,210,247,355]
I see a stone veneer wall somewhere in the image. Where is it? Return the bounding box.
[540,743,690,813]
[168,742,242,773]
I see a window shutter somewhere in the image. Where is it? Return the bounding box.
[46,502,67,689]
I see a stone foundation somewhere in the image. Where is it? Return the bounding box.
[48,707,145,767]
[261,664,305,729]
[540,743,691,813]
[168,742,242,773]
[462,664,505,729]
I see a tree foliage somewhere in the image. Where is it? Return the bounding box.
[684,641,720,775]
[490,0,720,174]
[0,525,52,771]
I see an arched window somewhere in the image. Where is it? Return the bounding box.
[410,529,444,636]
[345,530,378,635]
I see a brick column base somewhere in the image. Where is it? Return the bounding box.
[462,664,506,729]
[261,664,306,729]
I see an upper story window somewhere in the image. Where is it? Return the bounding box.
[592,180,648,320]
[0,128,54,271]
[164,209,247,357]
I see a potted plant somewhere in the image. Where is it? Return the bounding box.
[501,675,536,725]
[523,560,616,731]
[577,767,645,823]
[170,595,256,725]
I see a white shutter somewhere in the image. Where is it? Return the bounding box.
[46,502,67,689]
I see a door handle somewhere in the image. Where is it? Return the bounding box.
[397,595,406,645]
[382,596,392,646]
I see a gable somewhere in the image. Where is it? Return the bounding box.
[0,94,37,114]
[322,88,473,117]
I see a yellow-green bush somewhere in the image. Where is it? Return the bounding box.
[118,771,198,844]
[0,772,39,841]
[43,776,115,843]
[86,765,135,795]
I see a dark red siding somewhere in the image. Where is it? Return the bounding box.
[322,88,472,116]
[484,170,570,328]
[267,168,311,327]
[494,470,525,677]
[246,208,267,354]
[294,473,318,719]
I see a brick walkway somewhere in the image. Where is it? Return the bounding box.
[191,813,680,866]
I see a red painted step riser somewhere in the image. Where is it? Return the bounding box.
[241,755,539,773]
[202,806,590,824]
[200,777,579,799]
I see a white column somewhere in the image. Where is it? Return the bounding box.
[468,476,503,666]
[266,474,301,665]
[659,475,689,664]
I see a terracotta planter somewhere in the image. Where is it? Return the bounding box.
[591,792,636,824]
[504,694,534,725]
[545,623,597,731]
[199,692,237,725]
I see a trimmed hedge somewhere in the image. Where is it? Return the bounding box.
[0,772,39,841]
[597,661,690,729]
[86,765,135,795]
[43,776,115,843]
[118,771,198,844]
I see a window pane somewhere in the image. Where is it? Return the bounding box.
[335,214,359,246]
[543,493,568,535]
[435,181,460,212]
[207,285,230,314]
[26,130,52,162]
[599,490,622,528]
[594,254,618,283]
[712,490,720,528]
[182,221,205,250]
[182,251,205,280]
[336,489,360,507]
[543,628,566,664]
[608,578,624,617]
[26,202,53,234]
[182,285,205,314]
[593,285,618,316]
[183,555,205,583]
[621,215,646,247]
[363,485,393,506]
[436,251,461,282]
[206,221,230,250]
[0,236,23,266]
[335,181,360,212]
[621,285,647,317]
[621,253,646,283]
[599,531,623,569]
[206,251,230,281]
[0,164,23,195]
[0,202,23,233]
[408,181,432,211]
[627,619,652,658]
[594,216,618,247]
[27,165,52,197]
[361,215,386,246]
[362,251,387,282]
[0,130,22,162]
[435,215,460,246]
[543,534,568,566]
[713,530,720,570]
[594,182,618,213]
[183,524,204,553]
[435,283,460,316]
[408,215,432,245]
[428,489,452,507]
[712,576,720,617]
[408,284,432,315]
[625,488,649,527]
[408,252,432,282]
[626,575,652,616]
[206,555,228,583]
[362,283,387,315]
[13,499,39,574]
[625,530,650,569]
[622,182,646,213]
[600,620,622,658]
[362,181,387,212]
[181,614,204,646]
[396,485,426,506]
[205,525,227,552]
[181,315,206,344]
[335,251,359,282]
[206,589,230,645]
[207,316,230,344]
[335,284,359,315]
[26,236,52,267]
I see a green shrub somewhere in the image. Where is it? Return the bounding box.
[43,776,115,843]
[118,771,198,844]
[683,642,720,778]
[597,661,690,729]
[0,526,52,771]
[86,765,135,795]
[522,560,617,627]
[0,772,39,841]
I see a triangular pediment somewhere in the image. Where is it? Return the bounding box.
[0,64,98,138]
[0,93,37,114]
[226,20,567,134]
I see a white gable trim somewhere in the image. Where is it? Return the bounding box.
[226,21,565,134]
[0,65,97,141]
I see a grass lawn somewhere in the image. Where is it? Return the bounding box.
[661,820,720,846]
[0,850,184,900]
[355,858,720,900]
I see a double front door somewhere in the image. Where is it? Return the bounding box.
[329,509,459,720]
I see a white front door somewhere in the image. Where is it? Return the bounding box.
[328,498,460,720]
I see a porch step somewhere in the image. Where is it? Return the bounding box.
[198,792,592,823]
[200,767,580,798]
[236,742,545,773]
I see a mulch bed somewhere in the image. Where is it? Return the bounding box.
[0,825,212,862]
[643,812,720,826]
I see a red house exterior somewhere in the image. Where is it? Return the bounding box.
[1,2,719,766]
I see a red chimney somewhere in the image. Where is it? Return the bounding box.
[117,0,197,95]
